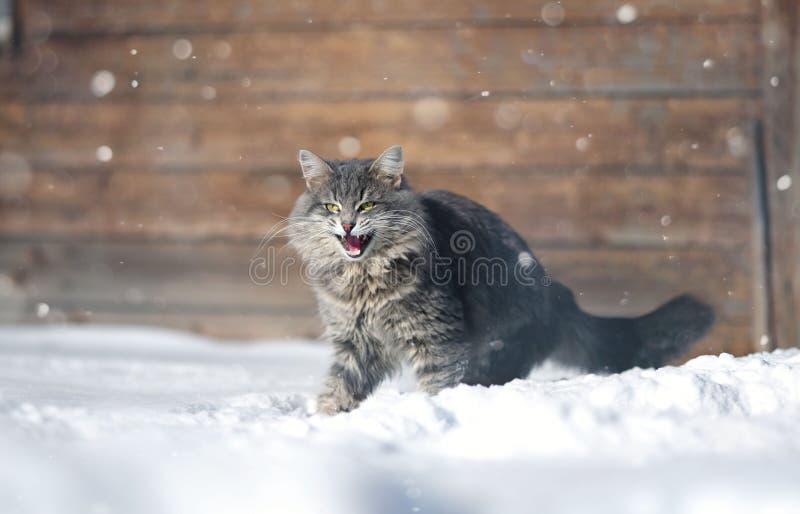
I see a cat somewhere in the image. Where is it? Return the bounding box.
[288,145,715,415]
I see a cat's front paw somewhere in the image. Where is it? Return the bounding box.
[316,392,359,415]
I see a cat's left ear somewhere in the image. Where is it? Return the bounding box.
[368,145,403,188]
[298,149,334,190]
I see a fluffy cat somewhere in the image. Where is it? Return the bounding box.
[288,145,714,415]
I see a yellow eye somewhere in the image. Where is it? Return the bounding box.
[324,203,340,213]
[359,201,375,212]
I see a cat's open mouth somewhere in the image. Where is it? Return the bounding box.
[339,233,373,259]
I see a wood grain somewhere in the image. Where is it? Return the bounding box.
[0,166,752,246]
[0,240,752,352]
[0,308,325,340]
[761,0,800,349]
[0,99,757,171]
[2,23,760,101]
[0,0,769,356]
[0,309,751,358]
[0,241,754,314]
[23,0,758,37]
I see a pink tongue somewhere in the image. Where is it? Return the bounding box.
[346,235,362,253]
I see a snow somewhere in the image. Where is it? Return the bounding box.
[1,326,800,514]
[615,4,638,25]
[171,39,192,60]
[89,70,116,98]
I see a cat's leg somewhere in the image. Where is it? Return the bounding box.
[407,337,471,395]
[391,291,469,394]
[317,337,395,415]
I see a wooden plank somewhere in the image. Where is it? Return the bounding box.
[0,310,752,359]
[751,121,773,354]
[0,309,324,340]
[1,23,760,101]
[23,0,759,36]
[0,240,752,352]
[0,99,758,172]
[538,246,752,320]
[0,166,752,246]
[0,240,317,310]
[0,306,750,359]
[0,241,753,315]
[679,321,755,360]
[761,0,800,349]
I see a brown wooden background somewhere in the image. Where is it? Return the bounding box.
[1,0,798,357]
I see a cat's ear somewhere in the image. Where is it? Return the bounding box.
[368,145,403,188]
[298,149,333,189]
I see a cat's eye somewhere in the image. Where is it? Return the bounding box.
[359,201,376,212]
[324,203,340,213]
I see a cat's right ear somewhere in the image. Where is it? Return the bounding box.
[368,145,404,188]
[298,149,333,190]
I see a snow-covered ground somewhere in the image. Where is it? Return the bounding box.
[1,326,799,514]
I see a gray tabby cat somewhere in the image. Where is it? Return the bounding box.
[289,145,714,415]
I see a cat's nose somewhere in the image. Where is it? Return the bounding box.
[342,223,354,234]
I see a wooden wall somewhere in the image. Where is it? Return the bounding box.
[762,0,800,350]
[0,0,780,358]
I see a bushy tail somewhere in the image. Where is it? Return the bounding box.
[547,282,715,373]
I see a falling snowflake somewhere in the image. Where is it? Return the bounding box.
[90,70,116,97]
[201,86,217,100]
[337,137,361,158]
[172,39,193,60]
[36,302,50,318]
[96,146,113,162]
[541,2,565,26]
[413,97,450,130]
[616,4,638,24]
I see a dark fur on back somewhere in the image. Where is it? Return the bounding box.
[289,146,715,414]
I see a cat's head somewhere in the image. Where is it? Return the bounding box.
[288,145,424,263]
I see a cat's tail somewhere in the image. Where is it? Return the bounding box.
[547,282,715,373]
